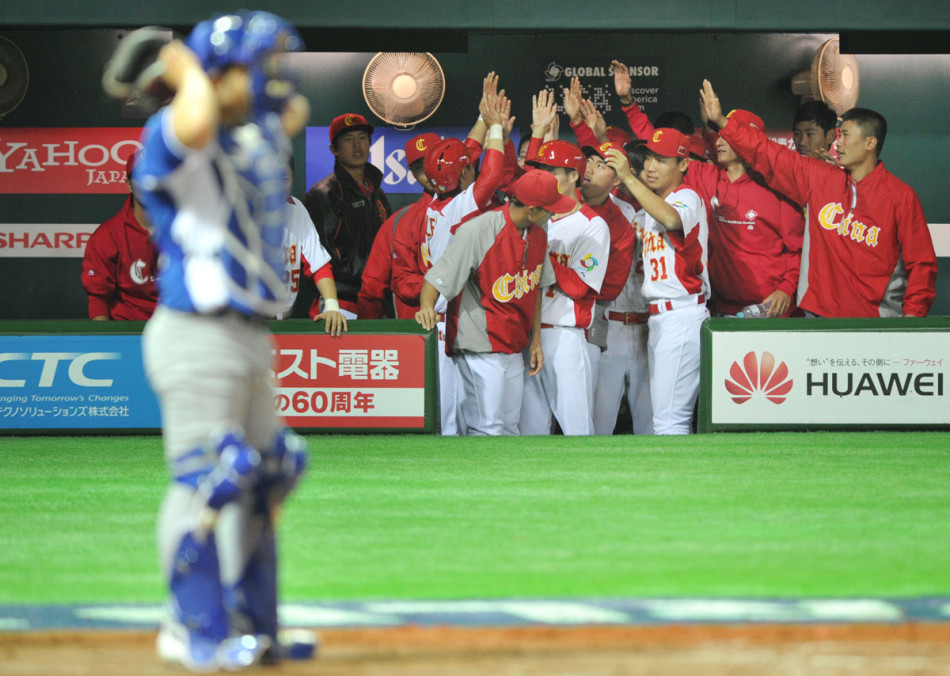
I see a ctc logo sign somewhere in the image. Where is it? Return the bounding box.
[0,352,121,387]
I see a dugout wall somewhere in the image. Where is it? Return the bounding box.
[0,3,948,320]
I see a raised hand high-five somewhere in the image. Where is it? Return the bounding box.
[531,88,557,140]
[580,98,607,142]
[699,79,729,130]
[612,60,634,105]
[562,76,583,125]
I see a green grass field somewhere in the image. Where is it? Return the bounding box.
[1,432,949,605]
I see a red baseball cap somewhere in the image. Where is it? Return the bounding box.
[329,113,374,144]
[513,169,576,214]
[405,133,442,166]
[526,140,587,177]
[687,135,709,160]
[726,109,765,131]
[582,140,626,162]
[604,126,634,146]
[645,128,690,159]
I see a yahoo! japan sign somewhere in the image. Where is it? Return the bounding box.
[304,126,521,194]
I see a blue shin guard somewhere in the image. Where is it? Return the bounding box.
[169,531,228,642]
[223,428,315,662]
[224,520,278,641]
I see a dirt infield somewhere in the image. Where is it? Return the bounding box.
[4,624,950,675]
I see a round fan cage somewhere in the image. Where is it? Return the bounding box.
[790,38,860,115]
[0,37,30,118]
[363,52,445,129]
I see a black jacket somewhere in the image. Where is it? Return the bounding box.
[303,162,391,306]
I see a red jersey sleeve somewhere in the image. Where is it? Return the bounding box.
[898,187,938,316]
[622,102,655,141]
[471,146,505,208]
[81,214,123,319]
[570,119,601,150]
[719,117,839,208]
[391,198,430,306]
[355,209,398,319]
[525,135,545,166]
[549,253,596,300]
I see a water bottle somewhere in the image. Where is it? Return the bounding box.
[737,300,773,318]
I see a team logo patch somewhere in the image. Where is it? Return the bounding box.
[745,210,758,221]
[724,351,793,404]
[130,259,150,285]
[652,130,663,143]
[580,254,598,271]
[670,201,689,209]
[416,138,428,151]
[344,114,357,126]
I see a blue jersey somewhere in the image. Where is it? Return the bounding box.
[134,107,291,316]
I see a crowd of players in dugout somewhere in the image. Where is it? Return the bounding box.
[82,66,939,438]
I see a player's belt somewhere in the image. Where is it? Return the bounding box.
[607,311,649,325]
[648,293,706,315]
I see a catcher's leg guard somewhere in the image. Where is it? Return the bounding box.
[224,519,278,641]
[159,430,273,671]
[169,531,228,642]
[223,428,314,662]
[161,530,272,672]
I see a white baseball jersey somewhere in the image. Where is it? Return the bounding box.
[425,186,479,267]
[423,186,479,315]
[275,196,332,319]
[636,186,709,302]
[541,205,611,327]
[606,195,648,314]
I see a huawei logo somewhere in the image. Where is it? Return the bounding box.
[725,351,793,404]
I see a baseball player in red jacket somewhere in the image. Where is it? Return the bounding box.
[390,134,441,314]
[701,81,937,317]
[688,109,805,317]
[357,133,441,319]
[81,152,158,321]
[416,170,562,435]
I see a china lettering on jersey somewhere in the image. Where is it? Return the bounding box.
[817,202,881,248]
[636,186,709,302]
[492,263,544,302]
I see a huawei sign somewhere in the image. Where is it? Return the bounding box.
[725,351,793,404]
